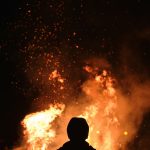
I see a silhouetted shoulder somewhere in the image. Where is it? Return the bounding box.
[57,141,96,150]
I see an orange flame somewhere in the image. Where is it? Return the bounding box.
[17,66,137,150]
[21,103,65,150]
[79,68,120,149]
[49,70,64,84]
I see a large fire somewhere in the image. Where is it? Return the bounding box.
[80,68,120,150]
[21,103,65,150]
[15,64,150,150]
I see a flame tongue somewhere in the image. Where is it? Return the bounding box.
[18,67,135,150]
[79,69,120,150]
[21,103,65,150]
[20,69,119,150]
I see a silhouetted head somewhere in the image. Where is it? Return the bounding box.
[67,117,89,141]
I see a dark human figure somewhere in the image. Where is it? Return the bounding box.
[57,117,96,150]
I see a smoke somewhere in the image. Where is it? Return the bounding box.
[13,27,150,149]
[117,80,150,145]
[54,63,150,150]
[13,54,150,150]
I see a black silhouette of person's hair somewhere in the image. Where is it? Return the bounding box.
[57,117,96,150]
[67,117,89,141]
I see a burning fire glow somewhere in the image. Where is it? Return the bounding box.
[80,68,120,149]
[49,70,64,84]
[21,103,65,150]
[16,63,149,150]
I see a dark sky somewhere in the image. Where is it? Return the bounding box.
[0,0,150,149]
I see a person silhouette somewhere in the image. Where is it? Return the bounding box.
[57,117,96,150]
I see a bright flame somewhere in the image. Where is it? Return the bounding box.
[123,131,128,136]
[49,70,64,84]
[21,103,65,150]
[80,68,120,150]
[16,64,147,150]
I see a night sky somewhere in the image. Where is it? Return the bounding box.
[0,0,150,149]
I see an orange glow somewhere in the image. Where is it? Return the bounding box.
[49,70,59,79]
[19,69,122,150]
[58,78,64,83]
[17,65,141,150]
[21,103,65,150]
[123,131,128,136]
[49,70,64,84]
[79,69,120,149]
[83,66,93,73]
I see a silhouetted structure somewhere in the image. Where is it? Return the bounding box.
[57,117,96,150]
